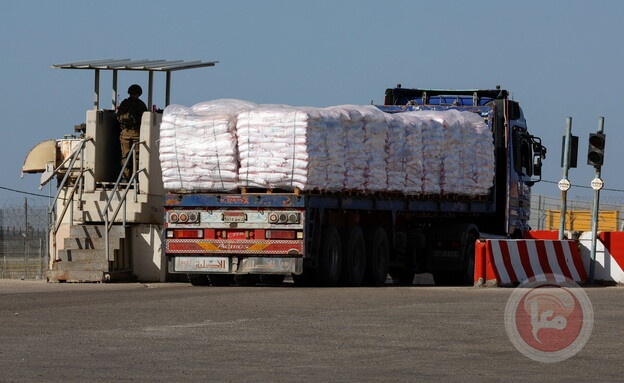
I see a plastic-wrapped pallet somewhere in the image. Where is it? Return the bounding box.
[330,105,366,191]
[319,107,347,191]
[385,113,414,193]
[462,111,495,195]
[419,114,444,194]
[159,99,255,191]
[360,106,389,192]
[403,109,494,196]
[415,110,465,194]
[384,113,405,193]
[236,105,328,190]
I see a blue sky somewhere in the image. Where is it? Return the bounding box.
[2,0,624,206]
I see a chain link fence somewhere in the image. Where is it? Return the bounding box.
[530,194,624,232]
[0,198,50,280]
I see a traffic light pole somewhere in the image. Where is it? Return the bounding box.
[589,117,605,285]
[558,118,573,240]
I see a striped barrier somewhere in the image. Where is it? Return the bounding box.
[578,232,624,284]
[474,239,587,286]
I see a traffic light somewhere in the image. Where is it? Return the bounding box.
[561,135,578,168]
[587,132,606,167]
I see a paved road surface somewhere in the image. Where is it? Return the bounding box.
[0,280,622,382]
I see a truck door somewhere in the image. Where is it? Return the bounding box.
[512,127,544,185]
[509,126,545,235]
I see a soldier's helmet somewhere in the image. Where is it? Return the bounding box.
[128,84,143,96]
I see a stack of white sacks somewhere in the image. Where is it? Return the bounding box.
[160,99,257,191]
[159,99,495,196]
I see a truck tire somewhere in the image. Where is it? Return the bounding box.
[433,231,478,286]
[341,227,366,287]
[316,226,343,287]
[462,232,478,286]
[364,228,390,286]
[188,273,210,286]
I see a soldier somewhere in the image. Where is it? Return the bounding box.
[117,84,148,180]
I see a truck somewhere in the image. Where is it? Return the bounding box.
[163,86,546,286]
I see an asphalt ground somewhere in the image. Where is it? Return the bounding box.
[0,279,622,382]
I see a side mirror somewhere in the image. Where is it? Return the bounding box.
[533,156,542,177]
[529,136,546,184]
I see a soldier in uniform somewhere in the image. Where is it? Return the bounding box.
[117,84,148,180]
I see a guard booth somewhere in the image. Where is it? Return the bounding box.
[22,59,218,282]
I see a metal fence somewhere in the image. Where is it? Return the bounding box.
[0,198,50,280]
[530,194,624,232]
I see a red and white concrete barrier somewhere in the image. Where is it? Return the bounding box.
[474,239,587,286]
[578,232,624,284]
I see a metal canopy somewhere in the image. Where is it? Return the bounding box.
[52,58,218,72]
[51,58,219,110]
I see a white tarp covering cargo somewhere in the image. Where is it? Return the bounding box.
[159,99,495,195]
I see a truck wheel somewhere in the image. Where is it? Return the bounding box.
[209,274,234,286]
[341,227,366,286]
[316,226,343,287]
[188,273,210,286]
[462,233,478,286]
[364,228,390,286]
